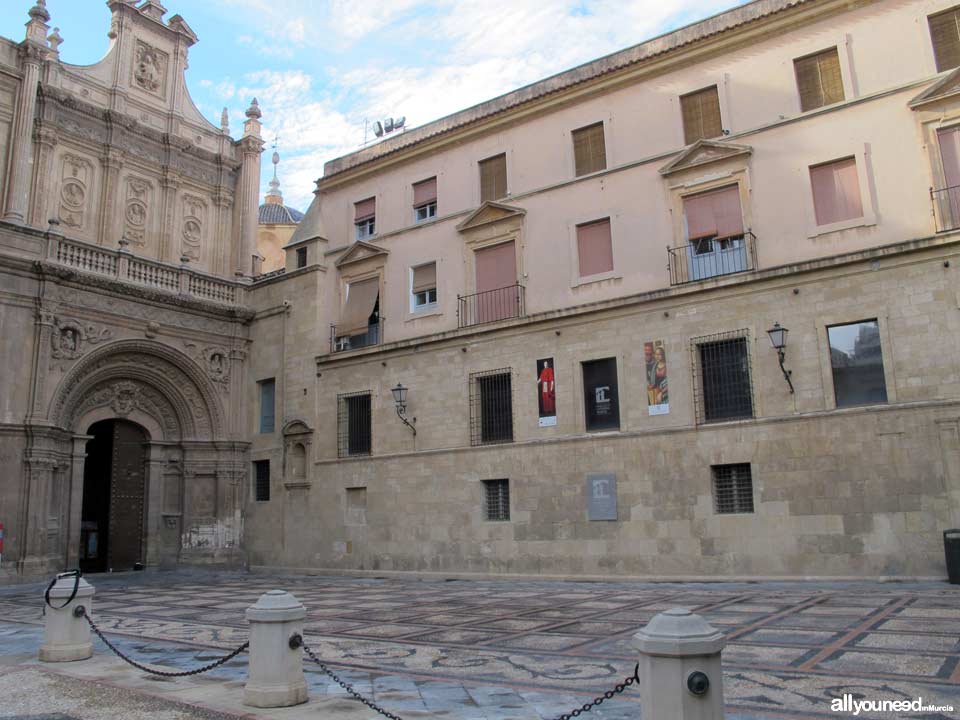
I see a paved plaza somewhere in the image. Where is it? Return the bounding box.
[0,572,958,719]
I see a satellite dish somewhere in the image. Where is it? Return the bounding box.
[384,117,395,132]
[373,121,384,137]
[394,116,405,129]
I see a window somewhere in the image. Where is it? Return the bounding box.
[469,369,513,445]
[582,357,620,431]
[482,479,510,521]
[337,391,372,457]
[258,378,275,433]
[479,154,507,202]
[354,197,375,239]
[411,262,437,311]
[253,460,270,502]
[682,185,747,281]
[576,218,614,278]
[794,48,844,112]
[296,247,307,269]
[712,464,754,514]
[572,122,606,176]
[336,278,380,351]
[693,331,753,424]
[810,157,863,226]
[680,86,722,145]
[413,177,437,223]
[828,320,887,407]
[930,6,960,73]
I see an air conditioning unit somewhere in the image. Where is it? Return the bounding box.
[334,338,351,352]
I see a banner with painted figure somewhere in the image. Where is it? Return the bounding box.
[536,357,557,427]
[645,340,669,415]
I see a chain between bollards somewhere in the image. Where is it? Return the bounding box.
[79,607,249,678]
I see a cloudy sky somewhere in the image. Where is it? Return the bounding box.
[1,0,746,211]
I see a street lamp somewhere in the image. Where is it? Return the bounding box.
[391,383,416,435]
[766,322,794,394]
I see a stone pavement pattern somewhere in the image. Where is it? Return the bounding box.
[0,572,958,719]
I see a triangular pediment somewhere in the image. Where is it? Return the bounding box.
[334,240,388,268]
[659,139,752,176]
[456,201,526,232]
[910,67,960,109]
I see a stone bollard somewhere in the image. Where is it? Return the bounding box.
[632,607,726,720]
[39,574,95,662]
[243,590,308,708]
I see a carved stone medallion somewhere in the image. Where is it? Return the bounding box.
[181,195,206,261]
[50,317,113,360]
[124,177,152,246]
[133,41,167,95]
[58,154,93,229]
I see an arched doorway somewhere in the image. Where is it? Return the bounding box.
[80,419,149,573]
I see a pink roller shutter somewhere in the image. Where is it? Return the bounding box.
[684,193,716,240]
[475,241,516,293]
[577,219,614,277]
[684,185,742,240]
[810,158,863,226]
[354,197,375,221]
[413,178,437,206]
[939,127,960,188]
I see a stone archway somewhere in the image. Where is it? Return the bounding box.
[40,340,244,571]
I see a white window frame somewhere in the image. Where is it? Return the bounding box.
[355,217,376,240]
[414,201,437,224]
[409,262,438,314]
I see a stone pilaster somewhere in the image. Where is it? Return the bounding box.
[97,149,123,246]
[2,41,47,224]
[213,189,233,277]
[28,126,58,228]
[236,98,263,276]
[159,170,180,263]
[65,434,91,570]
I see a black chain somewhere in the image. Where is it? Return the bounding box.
[79,608,249,678]
[547,663,640,720]
[302,639,404,720]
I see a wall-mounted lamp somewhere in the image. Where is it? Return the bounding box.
[766,322,794,394]
[391,383,417,435]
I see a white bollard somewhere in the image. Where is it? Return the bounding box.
[632,607,726,720]
[39,573,95,662]
[243,589,308,708]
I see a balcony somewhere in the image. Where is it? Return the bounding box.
[931,186,960,233]
[330,319,383,353]
[457,283,525,329]
[667,231,756,286]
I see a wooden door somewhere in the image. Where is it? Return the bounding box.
[108,421,146,570]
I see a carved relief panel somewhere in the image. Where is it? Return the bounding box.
[123,176,153,248]
[181,194,207,262]
[132,41,168,97]
[58,154,94,231]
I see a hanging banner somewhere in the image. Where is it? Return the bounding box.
[536,357,557,427]
[645,340,669,415]
[582,357,620,431]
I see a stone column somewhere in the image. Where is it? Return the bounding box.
[632,608,726,720]
[2,4,48,224]
[159,170,180,264]
[65,434,91,570]
[213,189,233,277]
[143,442,166,567]
[97,150,124,247]
[235,99,263,277]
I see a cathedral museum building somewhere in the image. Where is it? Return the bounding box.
[2,0,960,581]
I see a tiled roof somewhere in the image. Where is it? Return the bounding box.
[259,203,304,224]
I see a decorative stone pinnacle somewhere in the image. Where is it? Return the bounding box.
[47,27,62,54]
[245,98,261,120]
[220,107,229,133]
[29,1,50,23]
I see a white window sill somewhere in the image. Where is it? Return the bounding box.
[405,307,442,322]
[807,214,876,239]
[571,271,621,289]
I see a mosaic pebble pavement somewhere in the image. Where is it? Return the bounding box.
[1,572,958,719]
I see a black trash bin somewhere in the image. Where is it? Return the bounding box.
[946,530,960,585]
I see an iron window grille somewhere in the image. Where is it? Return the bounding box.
[253,460,270,502]
[469,369,513,446]
[712,463,754,514]
[692,330,754,424]
[483,479,510,521]
[296,247,307,269]
[337,391,372,458]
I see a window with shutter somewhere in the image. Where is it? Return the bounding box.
[929,7,960,73]
[258,378,275,433]
[809,157,863,226]
[576,218,614,277]
[413,177,438,222]
[794,48,844,112]
[680,86,722,145]
[411,262,437,310]
[479,154,507,202]
[572,122,607,176]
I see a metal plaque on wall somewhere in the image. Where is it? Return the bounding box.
[586,473,617,521]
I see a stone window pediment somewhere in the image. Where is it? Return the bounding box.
[659,139,752,177]
[335,240,389,268]
[456,201,526,233]
[910,67,960,110]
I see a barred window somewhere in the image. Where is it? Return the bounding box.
[337,391,371,458]
[692,331,754,424]
[712,464,754,514]
[469,369,513,446]
[483,479,510,521]
[253,460,270,502]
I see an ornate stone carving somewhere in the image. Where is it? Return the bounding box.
[50,317,113,360]
[181,194,206,261]
[133,41,167,95]
[183,341,231,386]
[123,176,152,246]
[58,154,93,229]
[110,380,140,416]
[69,378,180,438]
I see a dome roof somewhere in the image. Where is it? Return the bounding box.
[259,202,304,224]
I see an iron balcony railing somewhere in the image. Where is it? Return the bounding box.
[931,185,960,233]
[457,283,525,329]
[667,231,756,286]
[330,319,383,354]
